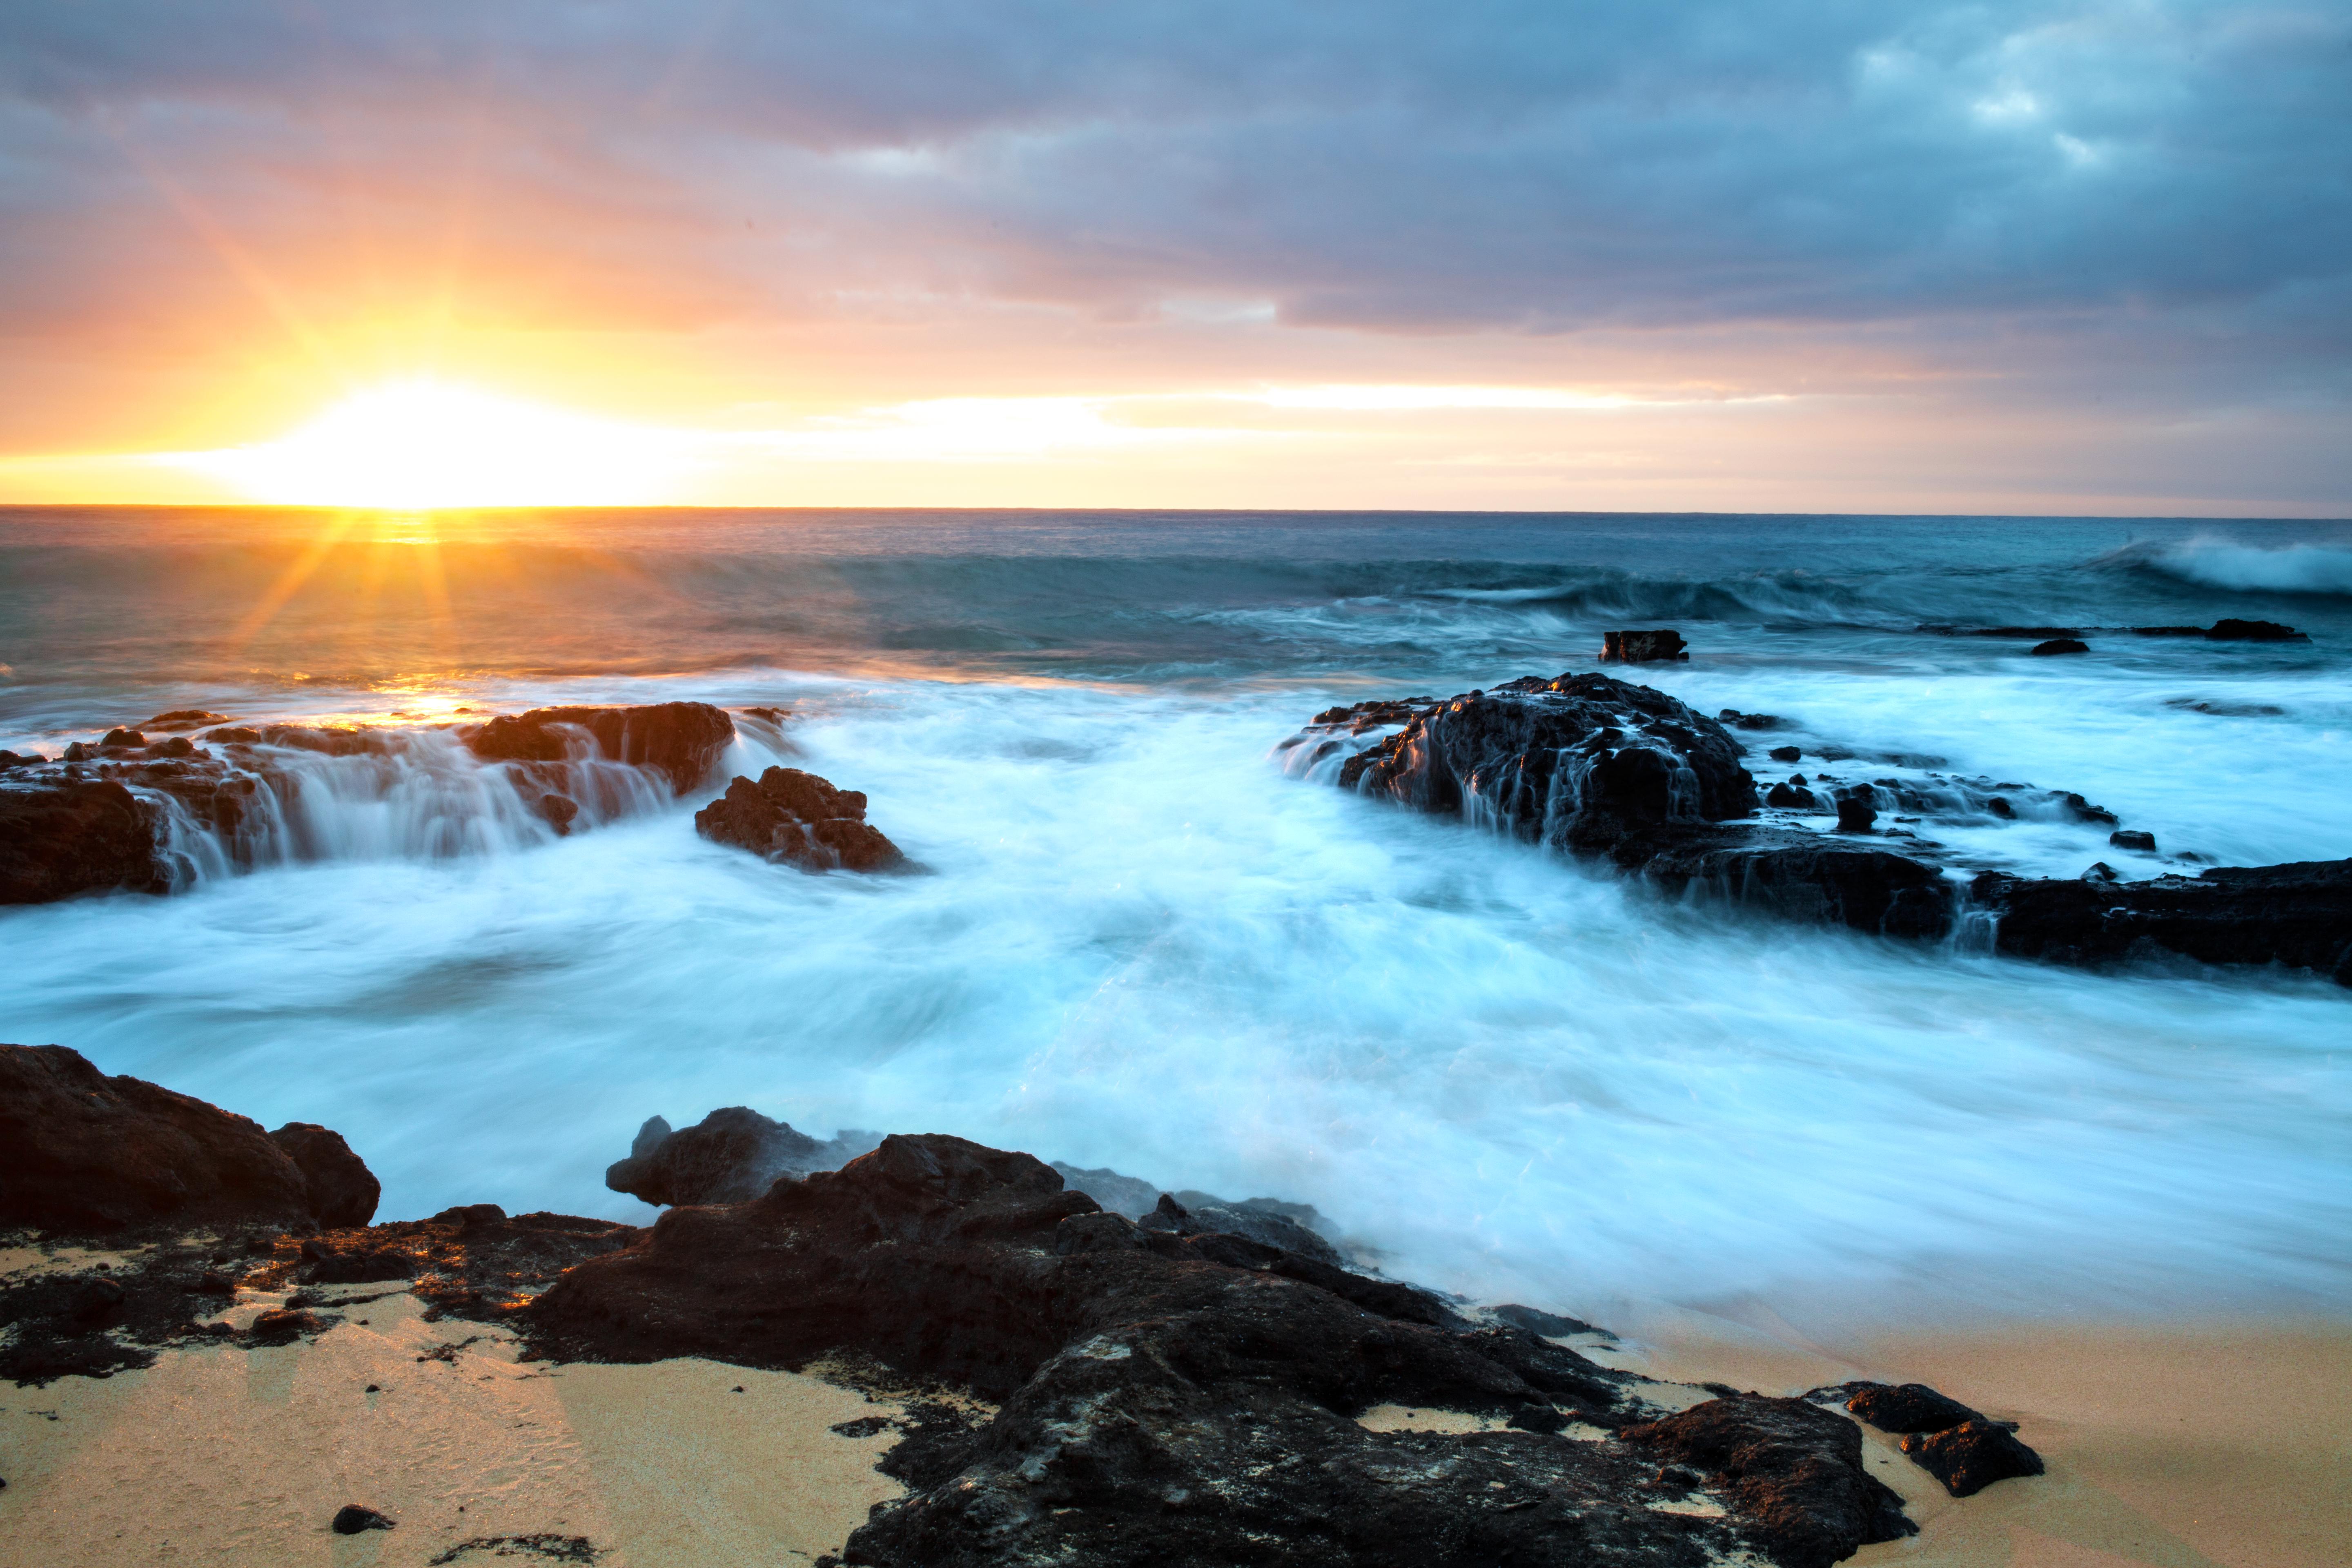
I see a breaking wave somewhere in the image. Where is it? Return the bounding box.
[2105,535,2352,597]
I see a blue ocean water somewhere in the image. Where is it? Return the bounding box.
[2,508,2347,1329]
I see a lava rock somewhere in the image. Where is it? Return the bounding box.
[1973,858,2352,986]
[606,1109,883,1207]
[0,1045,334,1232]
[1900,1421,2045,1497]
[694,767,904,873]
[269,1123,381,1229]
[2029,639,2089,656]
[1600,629,1689,663]
[463,702,736,795]
[2205,619,2307,642]
[331,1505,396,1535]
[1624,1394,1915,1568]
[2109,829,2157,852]
[0,779,167,903]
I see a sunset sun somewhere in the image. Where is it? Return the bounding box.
[177,379,689,509]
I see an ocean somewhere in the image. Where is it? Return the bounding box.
[3,507,2348,1332]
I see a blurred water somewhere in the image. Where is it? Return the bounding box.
[2,508,2346,1329]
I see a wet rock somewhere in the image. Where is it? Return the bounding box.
[1768,745,1803,762]
[2059,791,2119,826]
[0,750,45,769]
[1136,1192,1344,1268]
[463,702,737,795]
[1976,858,2352,985]
[527,1133,1913,1568]
[1048,1162,1163,1218]
[2109,829,2156,852]
[1717,710,1783,731]
[270,1123,381,1229]
[0,778,167,903]
[1831,1381,1984,1434]
[331,1505,396,1535]
[694,767,904,873]
[1900,1421,2045,1497]
[0,1045,325,1232]
[1600,628,1688,662]
[99,728,147,749]
[535,793,580,835]
[1832,789,1877,833]
[1492,1304,1612,1339]
[1622,1394,1914,1568]
[2205,619,2307,642]
[605,1108,883,1207]
[143,710,232,730]
[2029,639,2088,656]
[1764,781,1821,810]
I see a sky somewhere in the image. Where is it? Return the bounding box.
[0,0,2346,513]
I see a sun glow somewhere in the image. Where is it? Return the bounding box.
[172,379,694,508]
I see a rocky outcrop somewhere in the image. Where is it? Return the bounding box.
[1625,1396,1914,1568]
[461,702,736,795]
[1973,858,2352,984]
[604,1107,882,1206]
[0,778,165,902]
[1601,629,1689,662]
[527,1132,1917,1568]
[0,1045,375,1233]
[694,766,904,872]
[1812,1379,2046,1497]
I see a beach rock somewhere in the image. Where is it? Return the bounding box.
[604,1108,882,1206]
[1834,1381,1984,1434]
[0,779,167,903]
[269,1123,381,1229]
[528,1132,1909,1568]
[0,1045,322,1232]
[463,702,736,795]
[2205,619,2306,642]
[1974,858,2352,986]
[2029,639,2088,656]
[1625,1395,1914,1568]
[331,1506,396,1535]
[1899,1421,2045,1497]
[2109,829,2156,852]
[1601,628,1689,662]
[694,767,904,872]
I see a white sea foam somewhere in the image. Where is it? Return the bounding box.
[2123,534,2352,596]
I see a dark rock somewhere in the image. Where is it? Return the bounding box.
[143,710,232,730]
[535,793,580,835]
[1601,628,1688,662]
[1832,789,1877,833]
[606,1109,883,1207]
[331,1505,397,1535]
[307,1249,417,1284]
[2109,829,2157,852]
[2081,862,2120,885]
[1764,782,1819,810]
[694,768,904,873]
[1900,1421,2045,1497]
[0,751,46,769]
[0,1045,318,1232]
[526,1132,1919,1568]
[1492,1304,1613,1339]
[0,779,167,903]
[2205,619,2306,642]
[1625,1395,1914,1568]
[2165,698,2286,717]
[1717,710,1782,731]
[1987,795,2016,819]
[249,1307,323,1345]
[2059,791,2119,826]
[1836,1381,1984,1434]
[99,728,147,749]
[0,1334,156,1385]
[462,702,736,795]
[430,1537,597,1564]
[1136,1192,1345,1268]
[1975,858,2352,986]
[270,1123,381,1229]
[1768,745,1803,763]
[2029,639,2089,656]
[1048,1162,1163,1218]
[196,1269,238,1294]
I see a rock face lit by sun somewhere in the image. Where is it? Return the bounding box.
[178,380,688,509]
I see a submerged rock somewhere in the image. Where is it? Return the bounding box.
[0,1044,364,1233]
[1600,628,1689,662]
[527,1132,1918,1568]
[695,766,904,872]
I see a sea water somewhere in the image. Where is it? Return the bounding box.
[2,508,2347,1330]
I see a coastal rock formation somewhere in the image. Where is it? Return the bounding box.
[0,702,738,904]
[1601,628,1689,662]
[1813,1379,2046,1497]
[695,766,904,872]
[0,1044,359,1233]
[605,1107,883,1206]
[267,1122,381,1229]
[461,702,736,795]
[1973,858,2352,984]
[528,1132,1915,1568]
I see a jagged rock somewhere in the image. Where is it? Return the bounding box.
[2030,639,2088,656]
[694,767,904,872]
[527,1133,1915,1568]
[1049,1162,1163,1218]
[1974,858,2352,985]
[1900,1421,2045,1496]
[0,1045,332,1232]
[2205,619,2306,642]
[269,1123,381,1229]
[462,702,735,795]
[1624,1395,1914,1568]
[605,1108,882,1206]
[1600,628,1688,662]
[0,778,165,903]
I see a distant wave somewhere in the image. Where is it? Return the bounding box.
[2103,536,2352,597]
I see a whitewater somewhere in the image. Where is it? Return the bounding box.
[3,508,2347,1334]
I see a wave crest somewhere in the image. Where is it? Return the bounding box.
[2105,535,2352,597]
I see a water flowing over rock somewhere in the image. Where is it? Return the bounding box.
[0,1045,373,1233]
[459,702,736,795]
[1973,859,2352,984]
[604,1107,883,1206]
[526,1132,1919,1568]
[694,766,904,872]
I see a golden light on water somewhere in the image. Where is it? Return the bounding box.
[171,378,692,509]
